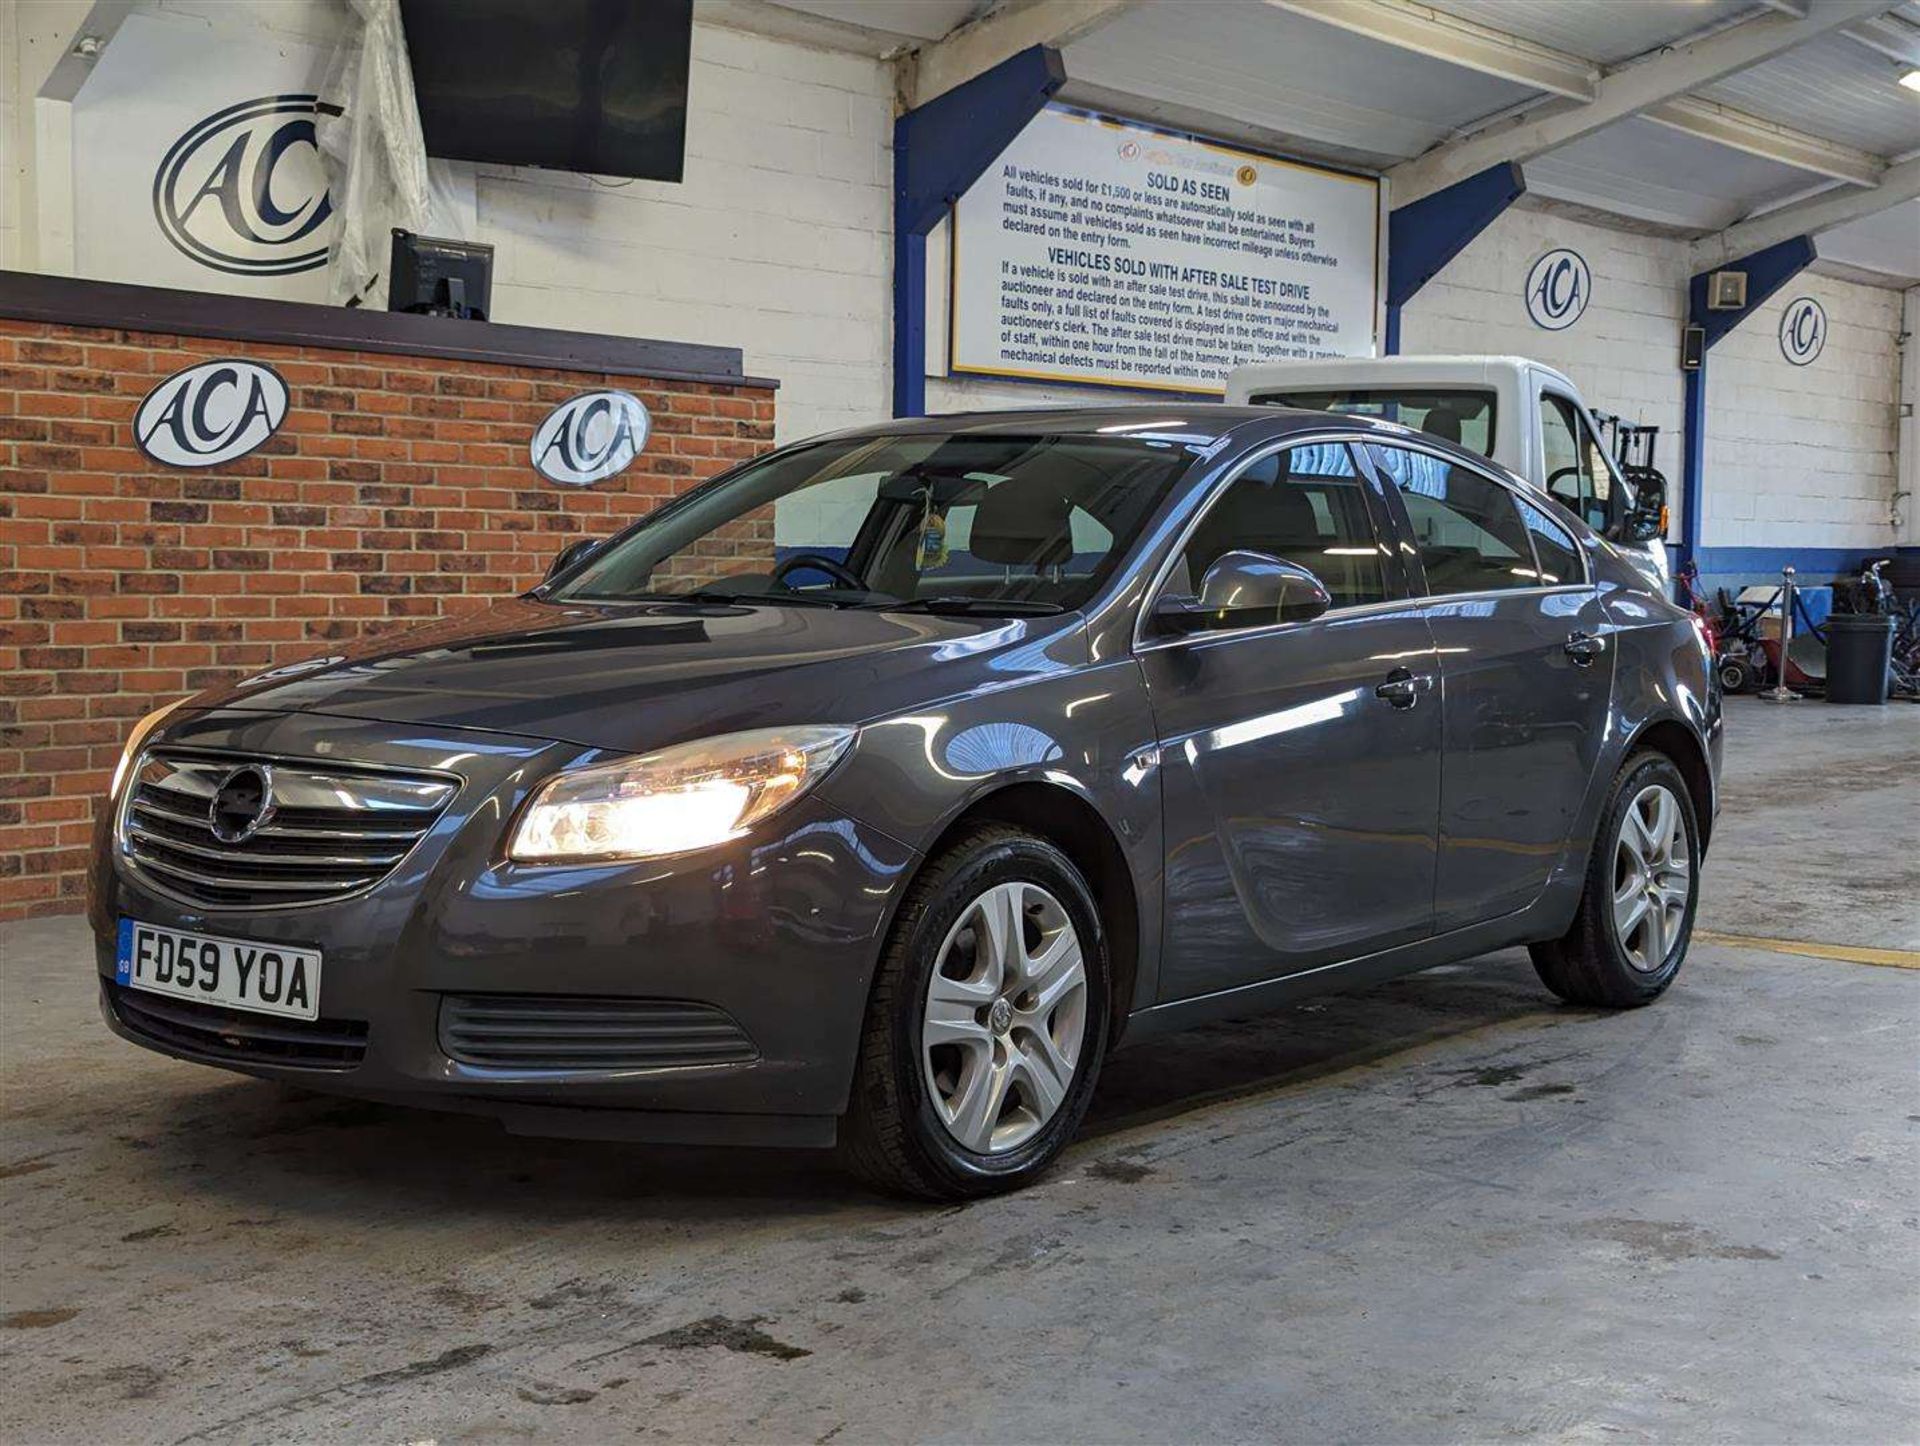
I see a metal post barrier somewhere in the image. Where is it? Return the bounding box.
[1761,564,1800,703]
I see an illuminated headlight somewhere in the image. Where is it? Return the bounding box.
[508,726,856,864]
[110,698,187,801]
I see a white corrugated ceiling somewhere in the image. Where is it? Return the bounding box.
[748,0,1920,282]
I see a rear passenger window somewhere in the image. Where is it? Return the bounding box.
[1516,499,1582,586]
[1175,443,1386,609]
[1367,445,1536,597]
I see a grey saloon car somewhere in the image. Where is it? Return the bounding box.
[91,406,1720,1198]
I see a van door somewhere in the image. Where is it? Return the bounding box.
[1536,387,1614,535]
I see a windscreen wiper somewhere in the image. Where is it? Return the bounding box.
[881,596,1067,616]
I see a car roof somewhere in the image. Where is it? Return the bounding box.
[813,402,1406,448]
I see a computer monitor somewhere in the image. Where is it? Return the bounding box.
[387,230,493,320]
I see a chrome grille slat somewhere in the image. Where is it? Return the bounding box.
[125,821,406,870]
[119,750,456,910]
[132,786,430,843]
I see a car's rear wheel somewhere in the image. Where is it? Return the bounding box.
[839,825,1109,1200]
[1530,750,1700,1008]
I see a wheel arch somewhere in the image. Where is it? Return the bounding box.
[1624,716,1715,852]
[915,780,1144,1047]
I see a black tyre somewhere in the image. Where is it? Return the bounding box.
[1718,657,1754,694]
[839,825,1110,1200]
[1530,750,1700,1008]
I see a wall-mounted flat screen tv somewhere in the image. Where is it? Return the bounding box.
[400,0,692,182]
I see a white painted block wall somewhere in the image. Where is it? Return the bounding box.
[1701,276,1902,551]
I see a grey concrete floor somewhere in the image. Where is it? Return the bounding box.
[2,698,1916,1444]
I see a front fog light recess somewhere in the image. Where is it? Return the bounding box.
[509,725,855,863]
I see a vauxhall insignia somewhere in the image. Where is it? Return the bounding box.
[530,390,651,486]
[153,94,342,277]
[134,359,290,468]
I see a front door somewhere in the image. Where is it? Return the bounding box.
[1138,441,1442,1003]
[1364,442,1616,929]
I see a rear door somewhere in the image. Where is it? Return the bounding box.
[1363,441,1615,930]
[1137,440,1442,1001]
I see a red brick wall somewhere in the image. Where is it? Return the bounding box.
[0,318,777,920]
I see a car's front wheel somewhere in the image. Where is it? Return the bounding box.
[840,825,1109,1199]
[1531,750,1701,1008]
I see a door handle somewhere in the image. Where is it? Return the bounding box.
[1564,630,1608,666]
[1375,667,1434,709]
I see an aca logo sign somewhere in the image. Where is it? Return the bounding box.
[1524,248,1590,331]
[530,391,652,486]
[153,94,341,277]
[1779,296,1826,367]
[134,360,289,468]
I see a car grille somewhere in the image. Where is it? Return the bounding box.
[105,981,369,1070]
[439,995,759,1072]
[119,750,457,910]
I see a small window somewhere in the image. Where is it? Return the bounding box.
[1174,443,1386,610]
[1368,445,1537,597]
[1516,498,1582,586]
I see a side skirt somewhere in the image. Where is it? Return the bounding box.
[1115,898,1560,1048]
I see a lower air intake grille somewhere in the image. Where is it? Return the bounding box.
[106,981,368,1069]
[439,996,758,1071]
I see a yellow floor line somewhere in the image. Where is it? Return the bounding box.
[1695,929,1920,971]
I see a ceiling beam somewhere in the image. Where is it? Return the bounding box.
[1262,0,1596,101]
[1841,11,1920,63]
[1691,151,1920,269]
[1389,0,1893,206]
[904,0,1136,108]
[1645,96,1887,187]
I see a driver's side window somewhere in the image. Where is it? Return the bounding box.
[1539,395,1609,533]
[1169,442,1387,610]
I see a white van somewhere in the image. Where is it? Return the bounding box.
[1225,355,1670,584]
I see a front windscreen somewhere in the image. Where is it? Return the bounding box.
[550,432,1198,614]
[1252,388,1497,459]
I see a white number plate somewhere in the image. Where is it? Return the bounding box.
[115,919,321,1021]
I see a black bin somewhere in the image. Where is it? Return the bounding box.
[1824,613,1893,704]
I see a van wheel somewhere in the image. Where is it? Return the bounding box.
[1531,751,1700,1008]
[840,825,1109,1200]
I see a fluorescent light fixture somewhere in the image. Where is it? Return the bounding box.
[1900,68,1920,93]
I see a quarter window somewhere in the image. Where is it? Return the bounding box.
[1367,445,1537,597]
[1516,498,1582,586]
[1172,442,1387,610]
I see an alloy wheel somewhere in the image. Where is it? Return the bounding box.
[921,881,1088,1154]
[1612,783,1692,972]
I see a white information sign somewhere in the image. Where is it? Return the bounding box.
[950,107,1380,394]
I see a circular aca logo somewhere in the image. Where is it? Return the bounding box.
[153,94,341,276]
[1779,297,1826,366]
[134,359,290,468]
[1524,248,1590,331]
[530,391,652,487]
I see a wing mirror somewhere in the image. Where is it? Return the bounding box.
[1154,550,1333,635]
[543,537,601,584]
[1624,471,1668,544]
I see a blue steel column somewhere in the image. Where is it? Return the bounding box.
[1678,235,1816,574]
[1384,162,1526,355]
[892,46,1066,418]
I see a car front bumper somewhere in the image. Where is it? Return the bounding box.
[89,708,920,1146]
